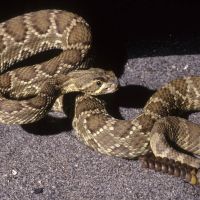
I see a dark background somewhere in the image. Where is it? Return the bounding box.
[1,0,200,77]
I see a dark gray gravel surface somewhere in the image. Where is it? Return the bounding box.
[1,42,200,200]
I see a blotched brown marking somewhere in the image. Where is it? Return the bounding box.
[40,61,59,76]
[152,87,174,104]
[68,22,91,46]
[75,97,105,117]
[62,49,82,65]
[111,145,131,156]
[0,73,11,89]
[129,133,149,150]
[86,114,107,133]
[145,88,177,116]
[0,35,6,53]
[136,114,155,132]
[172,79,188,96]
[28,96,47,109]
[39,80,60,98]
[0,99,22,113]
[14,67,38,82]
[189,77,200,92]
[111,121,133,138]
[95,131,117,148]
[55,11,77,34]
[31,10,51,34]
[4,15,27,42]
[146,101,172,117]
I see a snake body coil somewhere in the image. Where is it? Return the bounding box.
[0,10,117,124]
[0,10,199,184]
[73,77,200,170]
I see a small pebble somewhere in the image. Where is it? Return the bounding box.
[11,169,17,176]
[34,188,44,194]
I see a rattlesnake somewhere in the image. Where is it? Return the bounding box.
[72,77,200,181]
[0,10,199,183]
[0,9,117,124]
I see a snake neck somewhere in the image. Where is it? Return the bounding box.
[73,95,152,158]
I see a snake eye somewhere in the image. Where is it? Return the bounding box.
[96,80,102,87]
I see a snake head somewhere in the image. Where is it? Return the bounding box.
[90,76,118,95]
[61,68,118,95]
[79,68,118,95]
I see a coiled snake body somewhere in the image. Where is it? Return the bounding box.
[0,10,199,182]
[0,10,117,124]
[73,78,200,174]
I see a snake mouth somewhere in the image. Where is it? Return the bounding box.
[104,83,119,94]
